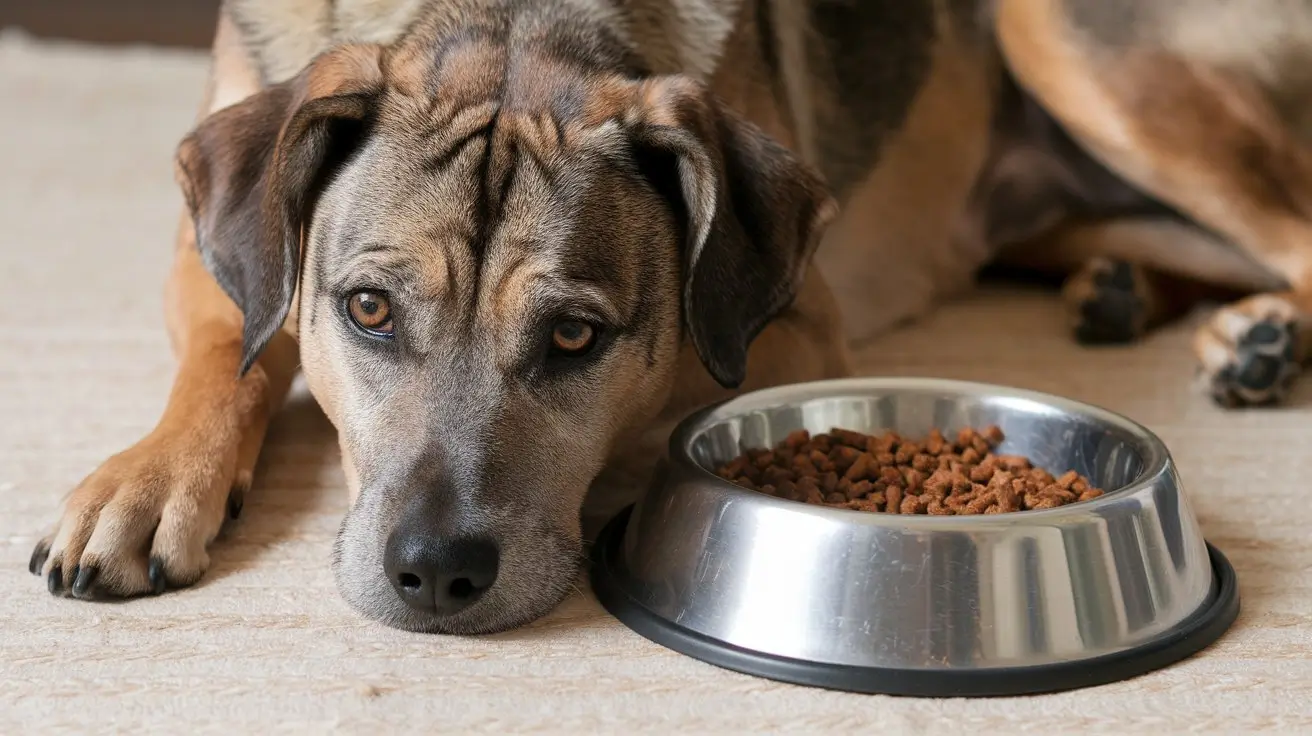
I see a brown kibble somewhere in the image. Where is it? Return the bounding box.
[925,429,947,456]
[1041,486,1077,503]
[832,445,862,470]
[797,476,819,496]
[901,495,925,514]
[966,492,997,515]
[902,468,925,492]
[821,471,839,493]
[894,444,918,465]
[969,463,994,483]
[831,428,869,448]
[886,485,904,514]
[715,425,1103,516]
[956,428,977,449]
[923,471,951,498]
[762,465,793,485]
[996,481,1020,513]
[945,492,973,509]
[843,453,874,482]
[995,454,1031,471]
[986,469,1013,492]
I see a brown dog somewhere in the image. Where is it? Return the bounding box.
[28,0,1312,634]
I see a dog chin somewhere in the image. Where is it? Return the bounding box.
[331,525,582,635]
[332,564,581,635]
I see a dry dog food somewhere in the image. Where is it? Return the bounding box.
[714,426,1105,515]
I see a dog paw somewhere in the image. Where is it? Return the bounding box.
[1064,258,1150,345]
[31,434,245,599]
[1194,295,1303,408]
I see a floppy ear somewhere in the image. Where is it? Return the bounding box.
[625,77,837,388]
[175,45,384,374]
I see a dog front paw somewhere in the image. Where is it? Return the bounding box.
[1064,258,1150,345]
[1194,295,1303,408]
[31,434,245,599]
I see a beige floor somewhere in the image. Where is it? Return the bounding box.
[2,31,1310,734]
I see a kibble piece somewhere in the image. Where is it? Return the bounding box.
[925,429,947,456]
[886,486,904,515]
[901,495,925,515]
[844,453,874,482]
[821,471,839,493]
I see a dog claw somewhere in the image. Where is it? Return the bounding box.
[148,557,167,595]
[47,564,63,596]
[71,564,100,599]
[29,540,50,576]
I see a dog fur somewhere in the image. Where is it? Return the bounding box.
[28,0,1312,634]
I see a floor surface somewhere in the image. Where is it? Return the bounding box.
[1,32,1309,733]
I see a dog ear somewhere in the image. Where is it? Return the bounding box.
[175,45,384,374]
[624,77,837,389]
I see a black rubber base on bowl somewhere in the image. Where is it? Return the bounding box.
[590,505,1240,698]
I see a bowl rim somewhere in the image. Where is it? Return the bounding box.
[667,376,1173,528]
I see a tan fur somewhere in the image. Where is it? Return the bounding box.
[810,14,997,342]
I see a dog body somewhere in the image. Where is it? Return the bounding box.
[30,0,1312,633]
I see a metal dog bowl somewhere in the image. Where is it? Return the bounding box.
[590,378,1239,697]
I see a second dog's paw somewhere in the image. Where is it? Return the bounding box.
[1064,258,1150,345]
[31,434,245,600]
[1194,295,1302,408]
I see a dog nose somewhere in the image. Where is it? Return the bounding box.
[384,530,500,616]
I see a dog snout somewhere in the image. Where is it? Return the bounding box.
[384,523,500,617]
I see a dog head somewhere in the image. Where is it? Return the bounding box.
[175,23,834,634]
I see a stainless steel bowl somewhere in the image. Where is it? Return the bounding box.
[590,378,1239,697]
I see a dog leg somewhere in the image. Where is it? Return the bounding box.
[31,224,299,598]
[996,0,1312,405]
[30,15,298,598]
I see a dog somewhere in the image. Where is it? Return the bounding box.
[28,0,1312,635]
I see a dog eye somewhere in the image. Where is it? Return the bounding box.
[347,291,394,336]
[550,320,597,356]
